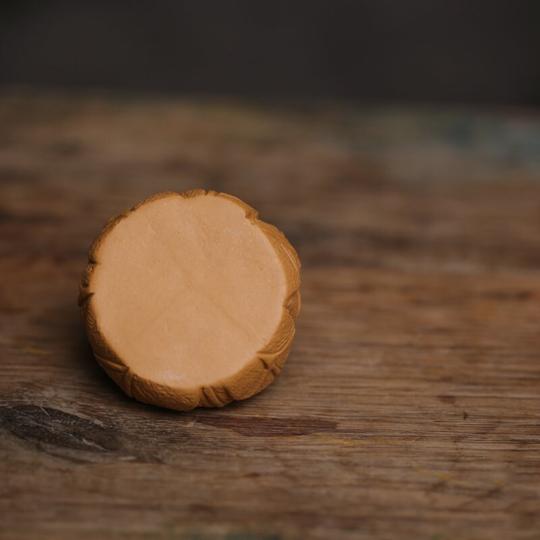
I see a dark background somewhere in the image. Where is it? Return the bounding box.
[1,0,540,106]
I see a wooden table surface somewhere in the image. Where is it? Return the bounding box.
[1,90,540,540]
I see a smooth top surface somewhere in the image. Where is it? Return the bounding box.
[2,92,540,540]
[91,193,287,388]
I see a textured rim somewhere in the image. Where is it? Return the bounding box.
[78,190,301,411]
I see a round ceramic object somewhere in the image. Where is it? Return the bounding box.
[79,190,301,411]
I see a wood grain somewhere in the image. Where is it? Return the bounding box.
[1,89,539,540]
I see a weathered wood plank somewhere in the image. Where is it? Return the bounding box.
[1,90,539,540]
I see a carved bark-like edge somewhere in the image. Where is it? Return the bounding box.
[78,190,301,411]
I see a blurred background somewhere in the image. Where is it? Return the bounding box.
[1,0,539,106]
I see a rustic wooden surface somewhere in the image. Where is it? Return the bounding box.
[1,90,540,540]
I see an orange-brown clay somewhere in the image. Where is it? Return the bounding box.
[79,190,301,411]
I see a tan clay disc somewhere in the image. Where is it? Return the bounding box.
[79,190,301,411]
